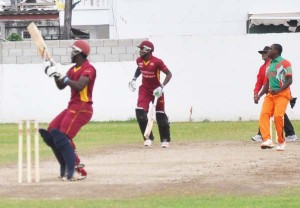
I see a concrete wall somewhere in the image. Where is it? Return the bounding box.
[0,38,146,65]
[1,34,300,123]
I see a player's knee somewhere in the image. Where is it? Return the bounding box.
[39,128,54,147]
[50,129,71,149]
[156,112,169,126]
[50,129,76,179]
[135,108,148,123]
[274,114,284,121]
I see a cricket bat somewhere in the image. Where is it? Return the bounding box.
[27,22,53,61]
[144,96,158,140]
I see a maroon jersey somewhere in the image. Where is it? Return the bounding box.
[136,55,168,90]
[67,60,96,105]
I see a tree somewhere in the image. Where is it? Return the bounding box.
[63,0,73,39]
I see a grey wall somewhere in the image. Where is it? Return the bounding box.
[0,38,147,64]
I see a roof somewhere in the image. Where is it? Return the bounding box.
[248,12,300,26]
[0,10,59,20]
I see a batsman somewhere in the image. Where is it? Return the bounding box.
[129,40,172,148]
[39,40,96,180]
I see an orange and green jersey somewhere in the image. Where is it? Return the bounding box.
[67,60,96,105]
[266,56,292,90]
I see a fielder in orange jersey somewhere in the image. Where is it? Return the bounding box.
[252,46,297,142]
[128,40,172,148]
[39,40,96,180]
[256,44,292,151]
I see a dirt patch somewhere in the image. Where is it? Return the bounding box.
[1,141,300,199]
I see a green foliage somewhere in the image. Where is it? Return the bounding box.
[7,33,22,41]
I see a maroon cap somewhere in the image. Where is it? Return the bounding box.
[138,40,154,52]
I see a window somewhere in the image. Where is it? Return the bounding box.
[22,29,42,39]
[22,30,32,39]
[247,12,300,34]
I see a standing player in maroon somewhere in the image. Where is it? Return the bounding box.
[39,40,96,180]
[129,41,172,148]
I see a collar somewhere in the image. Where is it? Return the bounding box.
[271,56,282,63]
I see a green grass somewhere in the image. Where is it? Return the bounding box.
[1,193,300,208]
[1,121,300,207]
[1,120,300,165]
[0,121,260,165]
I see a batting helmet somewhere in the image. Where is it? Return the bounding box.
[72,40,90,56]
[138,40,154,52]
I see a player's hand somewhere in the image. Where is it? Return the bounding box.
[254,94,259,104]
[153,86,164,98]
[43,58,55,69]
[45,65,64,79]
[128,79,136,92]
[44,60,53,71]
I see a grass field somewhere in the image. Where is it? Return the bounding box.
[0,121,259,165]
[1,121,300,207]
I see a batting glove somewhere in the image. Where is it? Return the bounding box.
[153,85,164,98]
[128,78,136,92]
[45,65,64,79]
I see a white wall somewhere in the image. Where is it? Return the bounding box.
[111,0,300,38]
[1,33,300,123]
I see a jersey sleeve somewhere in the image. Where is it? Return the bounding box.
[283,60,292,76]
[253,65,266,94]
[157,59,168,73]
[82,67,96,81]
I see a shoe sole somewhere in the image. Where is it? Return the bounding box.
[252,138,263,142]
[75,164,85,169]
[261,145,275,149]
[285,139,298,142]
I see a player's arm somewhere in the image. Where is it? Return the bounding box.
[54,76,67,90]
[253,66,265,102]
[256,79,269,103]
[54,75,90,91]
[128,68,141,92]
[153,68,172,98]
[133,67,141,80]
[161,68,172,87]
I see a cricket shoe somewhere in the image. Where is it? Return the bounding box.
[261,139,275,149]
[276,142,287,151]
[61,172,87,181]
[74,166,87,180]
[285,135,298,142]
[251,135,263,142]
[161,141,170,148]
[144,139,153,147]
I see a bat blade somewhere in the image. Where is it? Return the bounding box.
[27,22,51,60]
[144,97,158,140]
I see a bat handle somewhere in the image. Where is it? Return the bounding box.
[49,58,56,66]
[153,96,159,106]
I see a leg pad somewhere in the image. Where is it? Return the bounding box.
[156,112,171,142]
[50,129,76,179]
[136,108,154,140]
[39,129,66,177]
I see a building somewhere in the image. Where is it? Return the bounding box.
[0,0,110,40]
